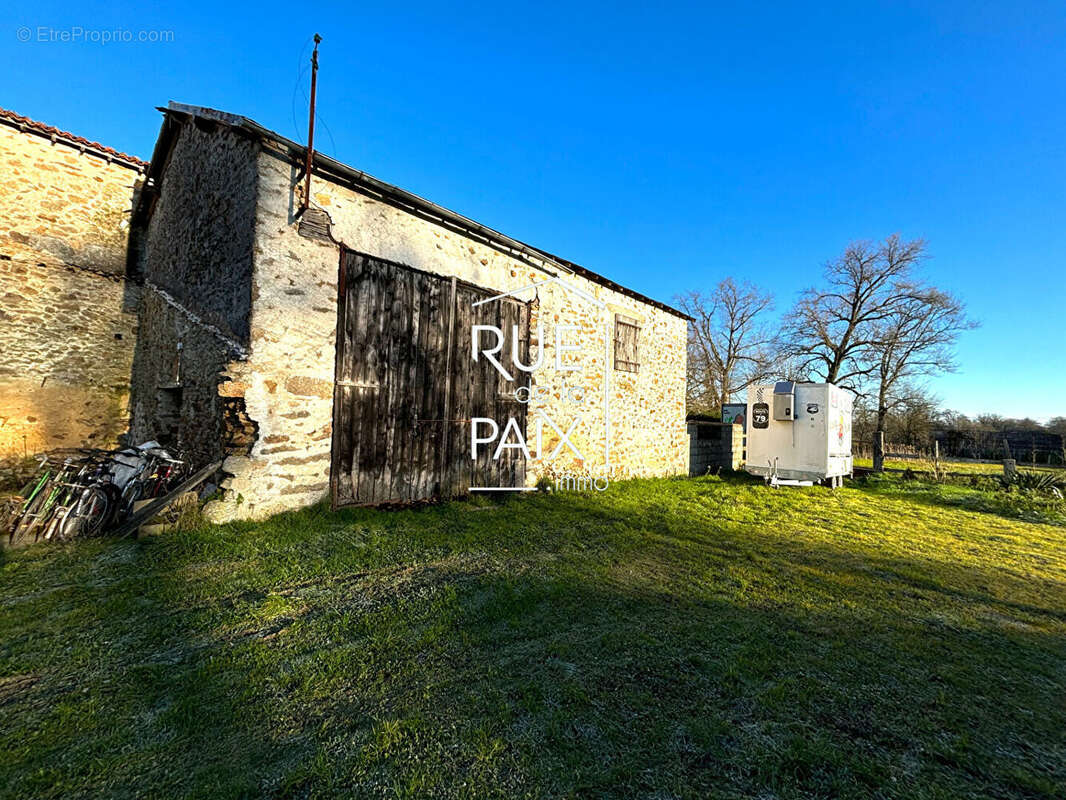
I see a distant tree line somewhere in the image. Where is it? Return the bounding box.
[679,234,988,471]
[852,403,1066,464]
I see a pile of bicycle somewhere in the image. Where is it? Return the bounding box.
[3,441,189,545]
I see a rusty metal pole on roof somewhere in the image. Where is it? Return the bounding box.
[302,33,322,214]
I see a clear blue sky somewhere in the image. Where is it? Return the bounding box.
[3,2,1064,419]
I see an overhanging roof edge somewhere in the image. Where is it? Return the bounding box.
[161,102,692,321]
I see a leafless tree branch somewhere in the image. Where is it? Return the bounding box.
[677,278,780,414]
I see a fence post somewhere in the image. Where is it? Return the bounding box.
[873,431,885,473]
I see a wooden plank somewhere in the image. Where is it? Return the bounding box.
[447,286,467,495]
[423,276,448,498]
[334,252,364,507]
[389,261,409,500]
[474,290,498,488]
[459,283,473,497]
[387,261,411,500]
[356,256,376,504]
[494,297,514,488]
[329,248,348,508]
[379,260,401,500]
[355,255,384,504]
[114,461,222,539]
[406,271,427,500]
[503,300,530,488]
[338,252,358,506]
[502,298,529,488]
[437,277,456,497]
[391,267,415,501]
[341,253,367,506]
[411,273,432,500]
[369,258,394,503]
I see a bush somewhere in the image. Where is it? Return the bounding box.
[999,469,1066,497]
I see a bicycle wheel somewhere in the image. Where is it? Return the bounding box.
[43,507,68,541]
[59,486,112,540]
[98,483,122,532]
[7,470,51,544]
[118,479,144,522]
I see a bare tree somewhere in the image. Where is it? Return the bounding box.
[853,386,942,450]
[892,390,943,446]
[779,234,977,469]
[678,278,778,414]
[782,235,927,390]
[868,287,976,469]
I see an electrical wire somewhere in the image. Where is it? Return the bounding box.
[290,35,339,159]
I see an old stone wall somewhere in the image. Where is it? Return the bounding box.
[0,119,143,456]
[129,121,260,469]
[127,291,244,468]
[205,141,688,521]
[140,121,258,342]
[0,120,142,276]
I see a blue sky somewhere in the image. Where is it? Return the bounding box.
[3,1,1064,419]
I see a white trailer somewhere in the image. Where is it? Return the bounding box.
[744,382,853,487]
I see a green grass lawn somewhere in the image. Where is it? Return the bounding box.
[853,456,1063,475]
[1,474,1064,799]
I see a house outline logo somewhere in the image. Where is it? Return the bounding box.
[468,274,623,491]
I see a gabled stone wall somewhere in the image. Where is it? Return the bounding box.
[128,121,259,467]
[128,117,688,521]
[203,142,688,520]
[139,120,258,343]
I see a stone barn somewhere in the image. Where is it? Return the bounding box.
[129,103,689,521]
[0,107,146,457]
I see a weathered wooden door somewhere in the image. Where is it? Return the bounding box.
[330,251,529,507]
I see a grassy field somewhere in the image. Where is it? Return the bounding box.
[853,456,1064,475]
[1,474,1064,799]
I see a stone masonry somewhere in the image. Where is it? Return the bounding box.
[130,107,689,521]
[204,143,687,520]
[0,109,146,457]
[128,120,258,469]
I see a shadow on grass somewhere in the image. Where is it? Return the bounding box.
[117,565,1066,796]
[0,487,1063,798]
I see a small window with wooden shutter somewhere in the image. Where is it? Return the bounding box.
[613,314,640,373]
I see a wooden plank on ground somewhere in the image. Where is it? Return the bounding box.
[113,461,222,539]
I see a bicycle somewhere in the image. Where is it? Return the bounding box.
[5,456,52,545]
[4,444,190,544]
[119,450,188,522]
[14,459,78,543]
[53,451,123,541]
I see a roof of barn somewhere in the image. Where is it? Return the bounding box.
[140,102,689,320]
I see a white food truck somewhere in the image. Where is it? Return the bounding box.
[744,381,853,487]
